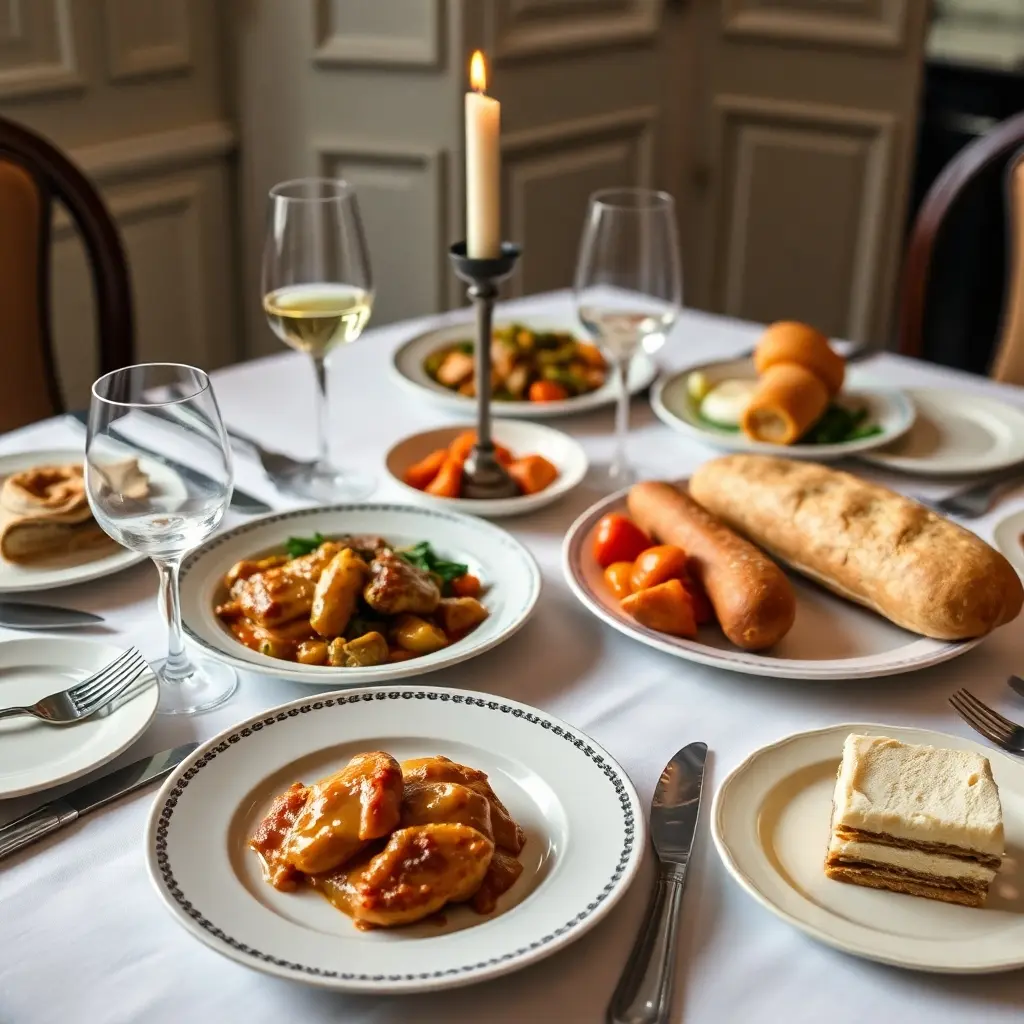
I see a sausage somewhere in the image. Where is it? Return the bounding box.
[626,481,796,650]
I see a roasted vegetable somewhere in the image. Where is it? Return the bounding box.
[630,545,688,593]
[621,579,697,638]
[393,615,449,654]
[437,597,489,635]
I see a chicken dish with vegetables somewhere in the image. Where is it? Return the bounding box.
[214,534,488,667]
[250,752,526,929]
[424,323,607,403]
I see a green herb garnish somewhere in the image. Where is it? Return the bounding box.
[285,532,325,558]
[398,541,468,591]
[801,405,879,446]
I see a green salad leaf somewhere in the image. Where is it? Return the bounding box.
[285,532,325,558]
[398,541,468,588]
[801,405,882,446]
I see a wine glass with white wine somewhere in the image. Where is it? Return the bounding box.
[262,177,376,501]
[574,188,682,487]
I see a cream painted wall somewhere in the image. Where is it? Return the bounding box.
[0,0,238,409]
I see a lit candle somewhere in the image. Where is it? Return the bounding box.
[465,50,500,259]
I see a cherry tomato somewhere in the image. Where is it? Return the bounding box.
[592,514,650,568]
[603,561,634,600]
[528,380,569,402]
[630,545,688,592]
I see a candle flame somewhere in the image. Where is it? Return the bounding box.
[470,50,487,93]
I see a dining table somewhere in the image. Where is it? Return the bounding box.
[1,289,1023,1024]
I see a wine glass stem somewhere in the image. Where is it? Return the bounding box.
[612,355,631,479]
[312,354,330,470]
[156,558,191,683]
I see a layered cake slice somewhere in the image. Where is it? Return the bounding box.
[825,734,1003,907]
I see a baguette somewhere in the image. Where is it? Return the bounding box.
[627,481,796,650]
[689,455,1023,640]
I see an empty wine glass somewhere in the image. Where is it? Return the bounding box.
[574,188,682,486]
[85,364,237,716]
[262,177,376,502]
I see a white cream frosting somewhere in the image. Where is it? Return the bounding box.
[828,838,997,885]
[831,734,1004,858]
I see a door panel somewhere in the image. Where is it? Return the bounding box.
[686,0,928,344]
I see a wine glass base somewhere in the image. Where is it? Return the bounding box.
[595,461,638,491]
[156,659,237,716]
[280,466,377,503]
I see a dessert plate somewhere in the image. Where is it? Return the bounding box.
[562,485,981,681]
[390,316,657,419]
[650,358,914,460]
[145,684,644,993]
[179,504,541,684]
[712,723,1024,973]
[0,637,158,798]
[860,389,1024,475]
[0,449,147,594]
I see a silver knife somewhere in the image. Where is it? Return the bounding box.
[0,743,197,861]
[608,742,707,1024]
[66,411,272,515]
[0,601,104,630]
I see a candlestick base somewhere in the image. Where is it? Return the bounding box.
[448,240,523,501]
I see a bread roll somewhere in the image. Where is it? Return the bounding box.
[740,363,829,445]
[754,321,845,397]
[689,455,1023,640]
[627,481,796,650]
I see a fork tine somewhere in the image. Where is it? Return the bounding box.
[69,648,138,703]
[77,661,150,717]
[950,692,1015,741]
[950,693,1011,746]
[949,694,1008,747]
[950,690,1011,741]
[72,650,147,711]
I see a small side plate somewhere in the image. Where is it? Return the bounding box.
[650,359,915,460]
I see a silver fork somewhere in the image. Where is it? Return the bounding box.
[949,688,1024,754]
[0,647,150,725]
[917,467,1024,519]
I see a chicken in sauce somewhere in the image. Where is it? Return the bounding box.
[215,535,488,667]
[249,752,526,930]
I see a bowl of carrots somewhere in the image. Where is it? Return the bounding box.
[385,420,588,518]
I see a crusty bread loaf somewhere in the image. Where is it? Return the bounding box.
[689,455,1023,640]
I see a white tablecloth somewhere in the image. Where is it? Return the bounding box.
[2,292,1023,1024]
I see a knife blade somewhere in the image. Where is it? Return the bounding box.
[0,601,104,630]
[0,743,198,861]
[66,411,272,515]
[608,742,708,1024]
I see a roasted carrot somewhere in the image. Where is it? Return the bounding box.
[576,342,606,369]
[451,573,482,598]
[507,454,558,495]
[528,380,569,403]
[403,448,448,491]
[620,579,697,638]
[603,561,634,600]
[425,456,463,498]
[449,430,478,463]
[630,545,688,592]
[495,444,514,467]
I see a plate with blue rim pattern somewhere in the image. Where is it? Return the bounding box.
[178,503,541,684]
[144,684,645,993]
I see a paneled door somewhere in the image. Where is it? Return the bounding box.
[683,1,929,344]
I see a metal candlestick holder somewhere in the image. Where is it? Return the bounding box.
[448,240,522,500]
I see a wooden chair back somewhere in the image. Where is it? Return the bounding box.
[899,110,1024,381]
[0,116,133,433]
[991,149,1024,385]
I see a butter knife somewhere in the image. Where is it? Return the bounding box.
[0,601,104,630]
[0,743,197,861]
[66,411,272,515]
[608,742,707,1024]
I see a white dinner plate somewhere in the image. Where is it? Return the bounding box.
[384,420,589,518]
[712,722,1024,973]
[145,684,644,993]
[562,485,981,680]
[993,510,1024,577]
[179,504,541,684]
[0,637,157,798]
[390,316,658,419]
[650,359,915,459]
[860,388,1024,475]
[0,449,147,594]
